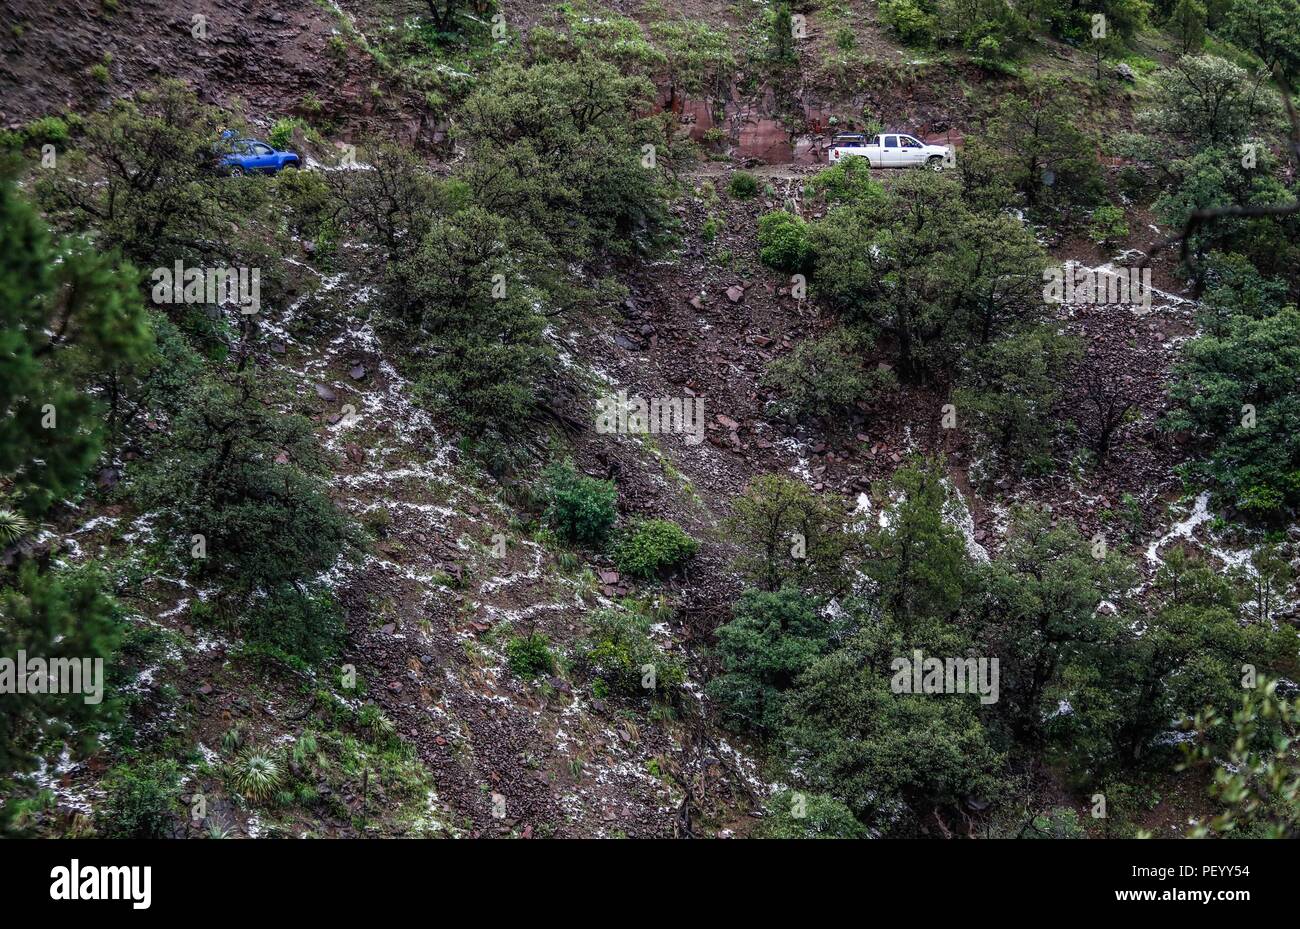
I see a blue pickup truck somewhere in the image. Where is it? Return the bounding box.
[217,137,300,176]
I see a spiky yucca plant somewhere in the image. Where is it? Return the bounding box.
[0,509,31,546]
[231,748,282,802]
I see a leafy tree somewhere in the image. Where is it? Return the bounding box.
[0,164,149,833]
[1222,0,1300,83]
[1182,678,1300,838]
[1237,542,1294,625]
[383,206,554,442]
[129,368,354,597]
[337,141,463,263]
[37,81,269,269]
[1085,16,1126,80]
[420,0,496,40]
[0,564,126,833]
[977,80,1104,212]
[1154,146,1298,278]
[863,457,970,632]
[1073,354,1139,464]
[879,0,940,46]
[650,19,737,100]
[1168,0,1207,53]
[954,327,1081,475]
[1142,55,1277,148]
[782,618,1005,835]
[769,3,798,66]
[540,460,618,546]
[810,171,1048,380]
[1095,549,1299,764]
[1,162,153,517]
[954,137,1017,213]
[1195,251,1289,336]
[726,474,852,593]
[971,509,1135,747]
[762,328,896,423]
[1165,304,1300,520]
[707,588,835,735]
[940,0,1031,61]
[459,56,669,262]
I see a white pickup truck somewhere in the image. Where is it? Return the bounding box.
[828,133,953,169]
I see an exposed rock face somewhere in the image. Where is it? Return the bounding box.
[736,117,793,163]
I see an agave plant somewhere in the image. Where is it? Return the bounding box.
[0,509,31,547]
[220,721,248,754]
[230,748,282,802]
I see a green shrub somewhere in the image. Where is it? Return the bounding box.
[613,519,699,578]
[762,328,895,421]
[806,155,885,207]
[879,0,939,46]
[327,34,349,62]
[507,632,555,678]
[728,171,759,199]
[574,608,684,698]
[756,210,811,272]
[952,327,1081,476]
[1088,204,1129,246]
[268,116,305,151]
[540,460,618,546]
[1024,807,1086,839]
[99,760,181,838]
[242,585,345,664]
[22,116,70,147]
[758,789,869,838]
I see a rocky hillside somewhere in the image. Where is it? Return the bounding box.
[2,0,1298,840]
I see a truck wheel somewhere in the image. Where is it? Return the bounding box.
[927,155,945,171]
